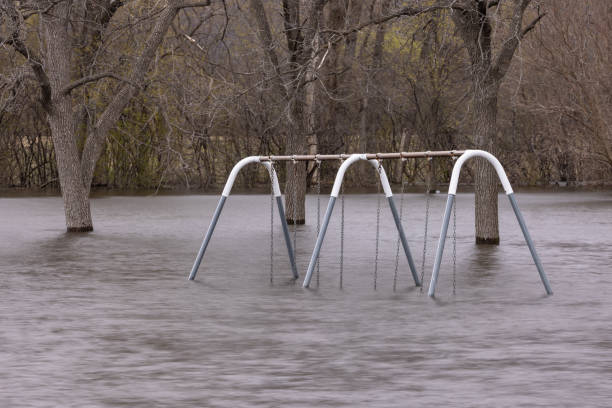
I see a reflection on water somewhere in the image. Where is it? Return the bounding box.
[1,192,612,407]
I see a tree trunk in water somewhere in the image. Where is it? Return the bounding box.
[305,31,320,182]
[449,0,541,245]
[283,0,325,225]
[44,6,93,232]
[48,108,93,232]
[426,156,437,194]
[286,89,307,225]
[474,158,499,244]
[285,159,306,225]
[473,89,500,244]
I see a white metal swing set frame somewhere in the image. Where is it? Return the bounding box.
[187,150,553,297]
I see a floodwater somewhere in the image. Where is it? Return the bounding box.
[1,191,611,407]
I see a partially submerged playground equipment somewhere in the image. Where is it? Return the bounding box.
[188,150,552,297]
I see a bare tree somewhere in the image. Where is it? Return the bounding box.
[447,0,544,244]
[328,0,544,242]
[0,0,213,231]
[248,0,327,224]
[2,0,610,234]
[519,0,612,170]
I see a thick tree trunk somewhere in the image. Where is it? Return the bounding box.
[473,86,500,244]
[285,89,307,225]
[285,160,307,225]
[474,158,499,244]
[283,0,325,225]
[305,32,320,181]
[48,106,93,232]
[48,109,94,232]
[44,5,93,232]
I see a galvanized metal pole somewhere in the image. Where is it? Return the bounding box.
[189,196,226,280]
[276,196,299,279]
[428,194,455,297]
[508,193,553,295]
[302,197,336,288]
[189,156,298,281]
[304,154,422,289]
[388,196,420,286]
[431,150,552,297]
[258,150,465,162]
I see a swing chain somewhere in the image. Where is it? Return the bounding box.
[393,158,407,292]
[374,159,383,290]
[339,157,345,289]
[269,161,275,285]
[420,157,433,294]
[452,155,457,295]
[453,194,457,295]
[315,157,321,287]
[292,156,297,261]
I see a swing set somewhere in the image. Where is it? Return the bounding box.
[188,150,552,297]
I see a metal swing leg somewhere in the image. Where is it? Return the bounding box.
[429,149,553,297]
[189,196,227,280]
[388,196,421,286]
[304,154,423,289]
[189,156,298,281]
[508,193,553,295]
[303,197,336,288]
[428,194,455,297]
[276,196,299,279]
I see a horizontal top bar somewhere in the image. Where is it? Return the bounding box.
[258,150,465,162]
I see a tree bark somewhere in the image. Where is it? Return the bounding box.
[451,0,537,244]
[287,1,325,224]
[249,0,325,224]
[43,3,93,231]
[473,86,500,244]
[14,0,202,232]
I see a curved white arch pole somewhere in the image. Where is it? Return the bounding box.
[188,156,298,281]
[302,154,420,288]
[428,149,553,297]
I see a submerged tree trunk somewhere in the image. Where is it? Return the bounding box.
[43,4,93,231]
[451,0,540,244]
[48,108,93,232]
[285,136,307,225]
[4,0,204,232]
[286,78,308,224]
[473,87,500,244]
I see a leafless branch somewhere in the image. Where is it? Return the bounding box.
[522,12,546,37]
[177,1,213,9]
[61,72,137,95]
[321,2,462,37]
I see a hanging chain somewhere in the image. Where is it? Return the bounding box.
[292,157,298,260]
[393,159,407,292]
[315,158,322,288]
[420,158,433,294]
[374,160,382,291]
[269,161,275,285]
[453,193,457,296]
[339,158,345,289]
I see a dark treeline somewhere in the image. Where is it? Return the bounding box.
[0,0,610,234]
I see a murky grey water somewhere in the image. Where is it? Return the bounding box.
[1,192,611,407]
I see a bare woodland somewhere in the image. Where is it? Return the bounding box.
[1,0,610,239]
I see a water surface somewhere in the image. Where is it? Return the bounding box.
[1,192,611,407]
